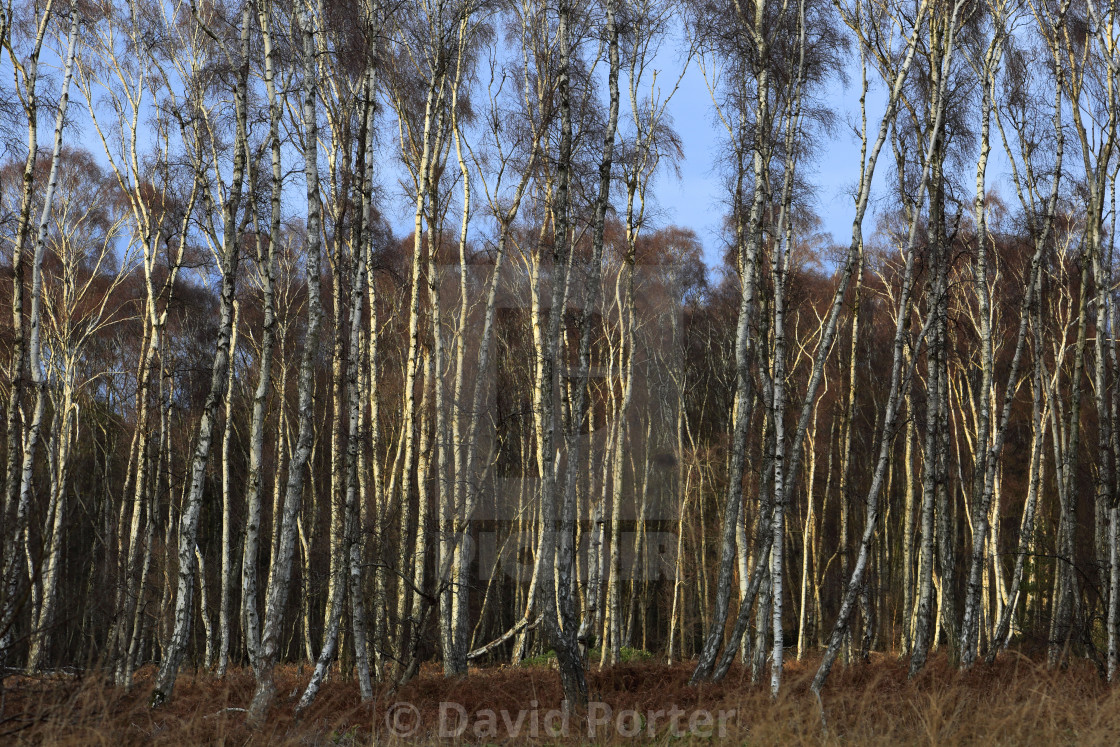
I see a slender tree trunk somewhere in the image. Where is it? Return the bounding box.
[248,2,325,721]
[217,302,240,676]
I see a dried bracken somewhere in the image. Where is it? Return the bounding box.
[3,655,1119,745]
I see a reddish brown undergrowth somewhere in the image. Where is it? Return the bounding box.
[2,653,1118,745]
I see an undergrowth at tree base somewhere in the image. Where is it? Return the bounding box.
[1,652,1117,745]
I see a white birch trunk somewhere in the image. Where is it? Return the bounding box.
[247,1,325,721]
[4,2,80,668]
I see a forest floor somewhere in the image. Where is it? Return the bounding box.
[1,651,1117,745]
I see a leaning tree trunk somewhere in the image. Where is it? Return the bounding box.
[151,6,251,704]
[689,18,770,685]
[13,4,80,673]
[247,1,325,723]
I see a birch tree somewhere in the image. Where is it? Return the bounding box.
[247,0,326,722]
[1,0,82,667]
[26,150,135,672]
[151,0,252,705]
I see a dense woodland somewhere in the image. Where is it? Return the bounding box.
[1,0,1119,722]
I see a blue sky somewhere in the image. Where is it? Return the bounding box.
[53,13,959,274]
[647,49,894,267]
[375,36,876,268]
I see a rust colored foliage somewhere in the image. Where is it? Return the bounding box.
[2,654,1118,745]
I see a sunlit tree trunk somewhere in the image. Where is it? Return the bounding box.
[240,0,283,673]
[248,0,325,721]
[151,3,252,704]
